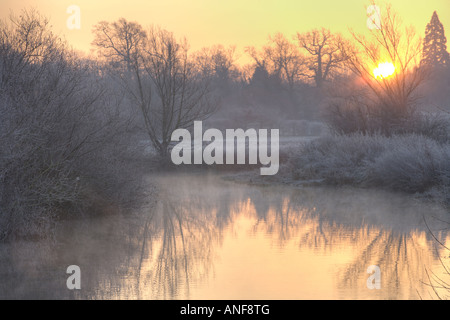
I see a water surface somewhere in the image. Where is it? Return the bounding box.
[0,173,449,300]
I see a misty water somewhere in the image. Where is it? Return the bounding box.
[0,173,449,300]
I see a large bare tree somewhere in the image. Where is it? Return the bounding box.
[341,3,426,115]
[326,3,431,135]
[297,28,347,87]
[93,20,217,158]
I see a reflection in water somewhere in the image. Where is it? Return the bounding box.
[0,173,449,299]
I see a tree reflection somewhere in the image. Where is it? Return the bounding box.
[137,194,218,299]
[244,187,449,299]
[2,174,447,299]
[134,177,449,299]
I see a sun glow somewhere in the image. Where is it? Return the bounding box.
[373,62,396,79]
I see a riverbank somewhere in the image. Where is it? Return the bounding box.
[221,133,450,210]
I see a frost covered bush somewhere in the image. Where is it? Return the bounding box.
[289,133,450,201]
[289,134,385,184]
[403,113,450,143]
[0,11,144,240]
[366,136,450,193]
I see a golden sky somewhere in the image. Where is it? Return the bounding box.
[1,0,449,64]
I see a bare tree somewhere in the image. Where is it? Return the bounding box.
[297,28,348,87]
[266,33,306,91]
[193,44,238,81]
[93,20,218,158]
[325,4,435,136]
[341,3,426,115]
[246,33,305,90]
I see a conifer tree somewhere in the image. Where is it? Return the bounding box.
[421,11,450,67]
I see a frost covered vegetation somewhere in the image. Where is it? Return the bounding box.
[288,134,450,204]
[0,11,147,240]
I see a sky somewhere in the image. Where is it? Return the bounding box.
[1,0,449,64]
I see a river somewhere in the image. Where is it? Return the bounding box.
[0,173,449,299]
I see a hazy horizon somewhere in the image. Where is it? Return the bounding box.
[2,0,449,64]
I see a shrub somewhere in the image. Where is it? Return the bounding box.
[325,97,450,142]
[289,134,385,184]
[288,133,450,200]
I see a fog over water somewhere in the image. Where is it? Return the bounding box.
[1,173,448,300]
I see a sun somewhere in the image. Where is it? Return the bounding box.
[373,62,396,79]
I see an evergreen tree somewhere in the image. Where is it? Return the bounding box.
[421,11,450,67]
